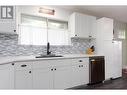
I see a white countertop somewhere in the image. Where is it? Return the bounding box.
[0,54,103,65]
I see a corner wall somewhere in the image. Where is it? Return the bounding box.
[122,25,127,68]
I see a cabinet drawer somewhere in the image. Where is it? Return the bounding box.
[33,59,71,69]
[0,63,12,69]
[52,59,71,67]
[33,60,53,69]
[71,58,89,65]
[14,62,32,71]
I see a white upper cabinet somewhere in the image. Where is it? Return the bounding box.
[0,6,16,34]
[69,12,96,38]
[96,18,126,40]
[96,17,114,41]
[0,21,16,34]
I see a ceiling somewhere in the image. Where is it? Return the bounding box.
[55,6,127,23]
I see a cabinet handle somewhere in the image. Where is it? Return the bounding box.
[29,71,31,73]
[51,69,53,71]
[79,65,83,67]
[12,63,14,65]
[79,60,83,62]
[112,39,114,43]
[91,59,95,62]
[14,30,16,32]
[21,64,27,67]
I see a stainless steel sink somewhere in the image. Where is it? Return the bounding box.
[35,54,63,58]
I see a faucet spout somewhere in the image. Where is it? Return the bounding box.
[47,42,51,55]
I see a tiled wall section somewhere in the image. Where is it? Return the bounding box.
[0,33,96,56]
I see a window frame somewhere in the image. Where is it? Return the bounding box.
[18,13,71,46]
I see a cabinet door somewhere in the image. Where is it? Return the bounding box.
[104,40,122,79]
[0,21,16,34]
[75,13,89,38]
[112,41,122,78]
[71,64,89,87]
[15,70,32,89]
[0,63,14,89]
[102,18,113,40]
[54,66,71,89]
[71,65,80,87]
[88,16,97,38]
[70,12,96,38]
[79,63,89,85]
[71,58,89,87]
[33,68,53,89]
[103,40,114,80]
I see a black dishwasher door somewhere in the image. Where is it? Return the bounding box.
[89,56,105,84]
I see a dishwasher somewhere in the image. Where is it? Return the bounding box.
[89,56,105,84]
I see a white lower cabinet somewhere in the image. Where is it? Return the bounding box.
[14,62,33,89]
[54,66,72,89]
[33,68,53,89]
[33,66,71,89]
[13,58,89,89]
[71,58,89,87]
[80,64,89,85]
[15,70,32,89]
[0,63,14,89]
[33,59,72,89]
[71,65,82,86]
[71,59,89,87]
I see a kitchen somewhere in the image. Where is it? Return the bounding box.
[0,5,126,89]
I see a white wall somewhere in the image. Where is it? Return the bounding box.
[16,6,73,21]
[122,25,127,68]
[122,40,127,68]
[16,5,74,36]
[114,21,127,68]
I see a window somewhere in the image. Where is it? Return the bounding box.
[118,29,126,39]
[19,14,70,45]
[48,19,69,45]
[114,21,126,39]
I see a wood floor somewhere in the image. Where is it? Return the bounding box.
[70,74,127,89]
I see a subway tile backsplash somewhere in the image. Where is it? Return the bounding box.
[0,33,96,56]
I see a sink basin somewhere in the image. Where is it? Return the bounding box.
[35,54,63,58]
